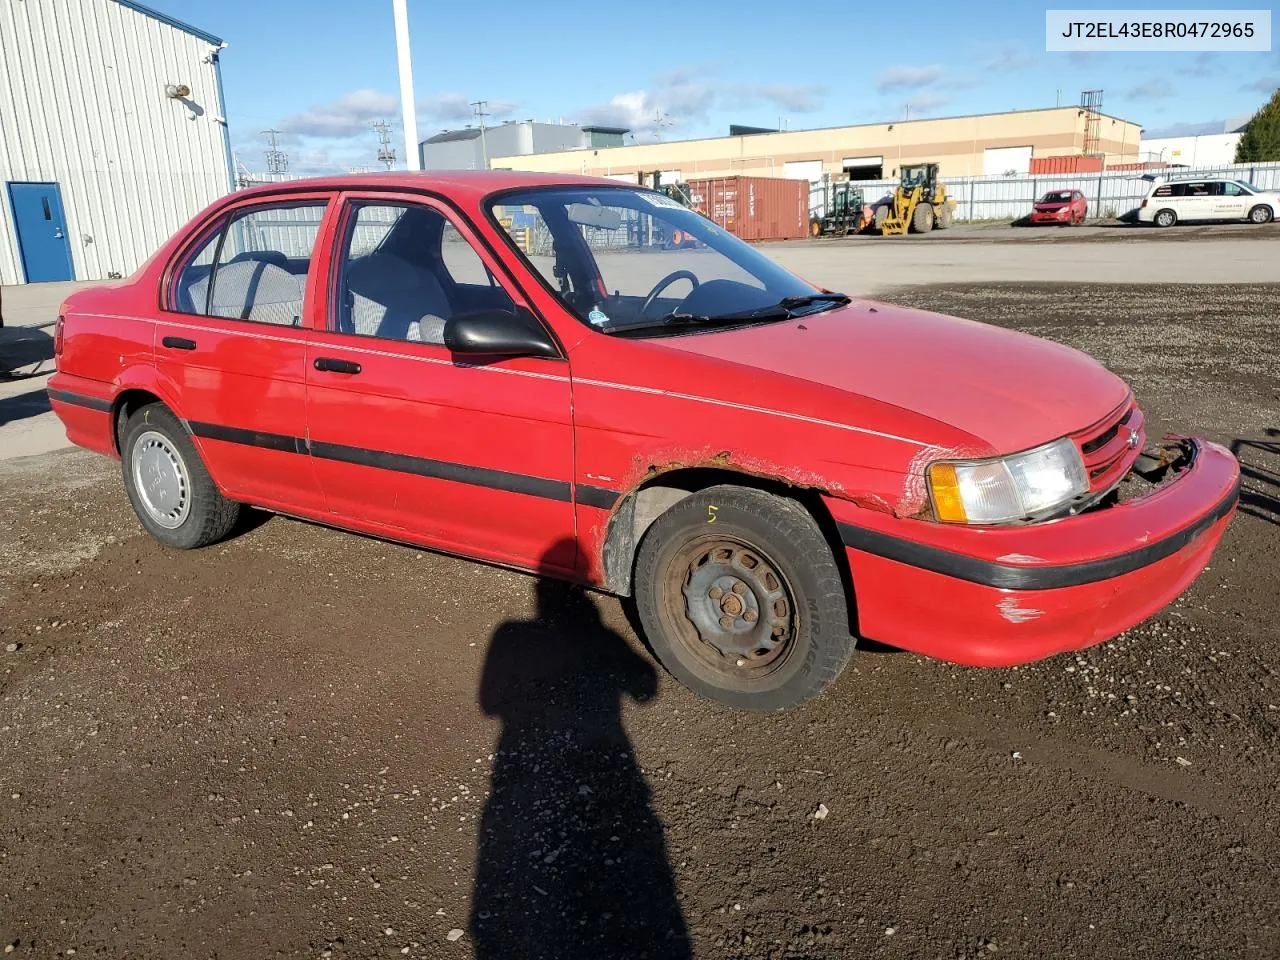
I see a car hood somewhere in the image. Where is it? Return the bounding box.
[1034,202,1069,210]
[655,300,1130,454]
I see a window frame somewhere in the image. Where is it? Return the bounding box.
[161,195,332,324]
[324,192,540,348]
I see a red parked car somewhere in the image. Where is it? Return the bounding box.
[47,172,1239,711]
[1029,189,1088,225]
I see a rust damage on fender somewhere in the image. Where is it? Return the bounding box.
[625,446,897,515]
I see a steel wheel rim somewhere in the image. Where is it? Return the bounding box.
[131,430,191,530]
[661,536,798,680]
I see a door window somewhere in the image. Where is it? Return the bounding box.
[333,202,516,344]
[172,202,327,325]
[1223,182,1247,197]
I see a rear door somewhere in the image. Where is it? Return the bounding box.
[303,191,577,575]
[1176,181,1216,221]
[156,195,332,511]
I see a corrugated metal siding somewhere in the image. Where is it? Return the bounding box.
[0,0,231,284]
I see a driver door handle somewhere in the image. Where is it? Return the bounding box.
[314,357,362,375]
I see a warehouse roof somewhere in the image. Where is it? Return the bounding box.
[425,128,485,144]
[112,0,223,46]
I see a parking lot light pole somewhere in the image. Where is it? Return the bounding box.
[392,0,420,171]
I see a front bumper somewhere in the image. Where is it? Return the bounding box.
[1030,209,1071,223]
[829,438,1240,667]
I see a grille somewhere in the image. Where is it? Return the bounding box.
[1074,399,1144,493]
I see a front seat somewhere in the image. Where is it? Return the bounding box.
[344,251,452,344]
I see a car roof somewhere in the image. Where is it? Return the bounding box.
[230,170,640,203]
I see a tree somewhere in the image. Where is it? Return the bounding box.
[1234,88,1280,163]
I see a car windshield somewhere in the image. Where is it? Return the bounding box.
[487,186,836,337]
[1234,180,1260,193]
[1041,191,1072,203]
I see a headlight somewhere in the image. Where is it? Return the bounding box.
[927,437,1088,524]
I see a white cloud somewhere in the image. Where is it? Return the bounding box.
[904,91,950,115]
[573,67,825,139]
[1127,78,1174,100]
[1244,76,1280,94]
[278,89,399,140]
[875,65,944,93]
[981,47,1035,72]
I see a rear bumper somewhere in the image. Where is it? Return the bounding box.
[46,373,117,458]
[830,438,1240,667]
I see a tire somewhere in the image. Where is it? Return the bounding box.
[1154,208,1177,228]
[633,485,855,712]
[909,203,935,233]
[935,204,953,230]
[809,218,822,237]
[120,403,240,549]
[1248,204,1274,224]
[873,204,889,231]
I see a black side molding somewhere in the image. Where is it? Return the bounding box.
[46,388,112,412]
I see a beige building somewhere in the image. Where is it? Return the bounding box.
[491,106,1141,183]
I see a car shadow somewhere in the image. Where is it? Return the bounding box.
[1230,431,1280,527]
[0,387,52,427]
[0,323,55,379]
[469,542,692,960]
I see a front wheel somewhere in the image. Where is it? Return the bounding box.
[121,403,240,549]
[1248,204,1274,224]
[633,486,855,712]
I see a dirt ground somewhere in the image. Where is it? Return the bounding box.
[1,283,1278,960]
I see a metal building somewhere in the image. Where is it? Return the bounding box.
[0,0,233,285]
[419,120,628,171]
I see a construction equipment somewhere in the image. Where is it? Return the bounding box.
[646,171,701,248]
[878,163,955,235]
[809,181,874,236]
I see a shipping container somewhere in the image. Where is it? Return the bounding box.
[684,176,808,242]
[1028,155,1104,175]
[1104,160,1173,172]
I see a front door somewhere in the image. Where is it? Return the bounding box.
[7,182,74,282]
[304,193,577,575]
[155,195,332,512]
[1216,181,1251,219]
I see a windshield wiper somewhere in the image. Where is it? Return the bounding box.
[608,292,852,335]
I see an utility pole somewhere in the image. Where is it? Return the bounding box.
[262,128,288,175]
[470,100,490,170]
[373,119,397,170]
[391,0,420,171]
[652,109,671,141]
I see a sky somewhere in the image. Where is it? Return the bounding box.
[156,0,1280,174]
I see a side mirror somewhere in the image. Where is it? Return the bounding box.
[443,306,559,359]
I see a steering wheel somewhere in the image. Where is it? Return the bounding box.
[639,270,699,317]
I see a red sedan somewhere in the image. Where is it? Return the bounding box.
[1030,189,1088,225]
[47,172,1239,711]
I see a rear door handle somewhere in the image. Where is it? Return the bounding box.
[314,357,361,375]
[162,336,197,350]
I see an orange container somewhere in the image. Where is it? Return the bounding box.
[685,176,808,241]
[1029,155,1105,175]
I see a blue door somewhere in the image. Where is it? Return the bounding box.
[7,182,74,282]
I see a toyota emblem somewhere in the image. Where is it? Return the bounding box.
[1127,428,1140,449]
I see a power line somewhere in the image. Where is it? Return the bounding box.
[262,128,288,175]
[470,100,490,170]
[372,119,397,170]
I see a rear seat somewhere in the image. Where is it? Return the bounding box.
[190,260,308,327]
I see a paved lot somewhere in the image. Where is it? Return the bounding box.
[1,232,1279,959]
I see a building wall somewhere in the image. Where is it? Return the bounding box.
[491,108,1141,183]
[420,135,485,171]
[1139,133,1241,167]
[0,0,233,284]
[420,122,591,171]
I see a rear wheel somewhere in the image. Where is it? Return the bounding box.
[809,218,822,237]
[633,485,855,712]
[935,204,953,230]
[121,403,240,549]
[910,203,935,233]
[1154,208,1177,228]
[1248,204,1274,224]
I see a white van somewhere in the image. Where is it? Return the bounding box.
[1137,177,1280,227]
